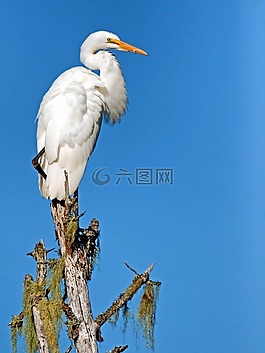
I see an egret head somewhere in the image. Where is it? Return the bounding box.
[81,30,148,56]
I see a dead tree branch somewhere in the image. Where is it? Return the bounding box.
[28,241,49,353]
[32,305,49,353]
[95,263,155,328]
[50,194,98,353]
[27,240,48,285]
[108,345,128,353]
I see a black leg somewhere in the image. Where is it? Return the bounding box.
[32,147,47,180]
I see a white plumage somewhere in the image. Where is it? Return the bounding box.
[34,31,147,200]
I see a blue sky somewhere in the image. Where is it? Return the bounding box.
[1,0,265,352]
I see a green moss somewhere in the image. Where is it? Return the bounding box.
[22,275,39,353]
[21,258,64,353]
[37,298,62,353]
[66,220,78,248]
[109,309,120,326]
[10,315,23,353]
[137,281,161,350]
[48,257,65,302]
[44,257,65,352]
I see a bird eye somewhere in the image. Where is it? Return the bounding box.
[106,38,112,43]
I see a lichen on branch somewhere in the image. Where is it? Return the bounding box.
[95,262,161,349]
[10,313,23,353]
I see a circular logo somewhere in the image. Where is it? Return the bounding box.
[92,168,111,185]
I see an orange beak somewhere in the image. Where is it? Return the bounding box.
[109,38,148,56]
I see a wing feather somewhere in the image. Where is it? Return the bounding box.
[36,67,105,200]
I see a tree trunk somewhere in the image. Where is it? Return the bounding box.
[51,199,98,353]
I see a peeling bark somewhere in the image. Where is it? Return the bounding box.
[29,241,50,353]
[32,306,49,353]
[51,199,98,353]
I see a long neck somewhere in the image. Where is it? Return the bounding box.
[81,50,127,123]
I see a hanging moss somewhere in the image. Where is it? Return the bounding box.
[121,303,131,335]
[37,298,62,353]
[21,257,64,353]
[10,314,23,353]
[39,257,65,352]
[137,280,161,350]
[22,275,41,353]
[109,309,120,327]
[109,303,130,331]
[48,257,65,302]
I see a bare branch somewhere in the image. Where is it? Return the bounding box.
[124,262,138,275]
[108,345,128,353]
[144,262,155,275]
[28,241,50,353]
[64,170,70,202]
[28,240,48,284]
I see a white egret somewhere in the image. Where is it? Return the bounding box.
[32,30,148,200]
